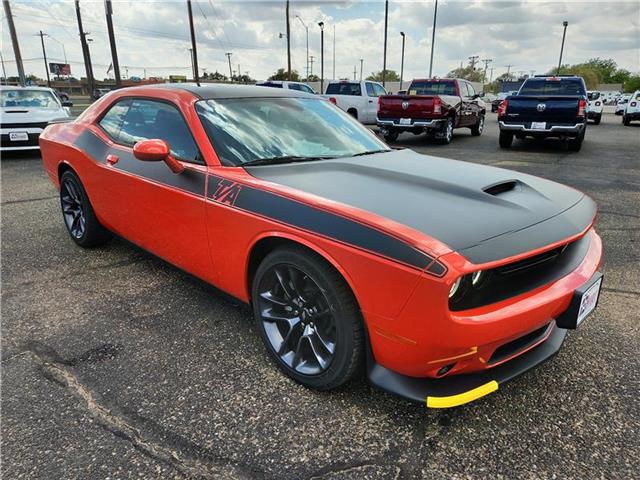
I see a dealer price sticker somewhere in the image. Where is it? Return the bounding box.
[9,132,29,141]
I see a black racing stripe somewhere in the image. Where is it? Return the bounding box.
[207,175,436,271]
[75,130,205,196]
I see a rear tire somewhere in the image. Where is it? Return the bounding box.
[470,114,485,136]
[383,130,399,143]
[59,170,112,247]
[438,117,454,144]
[568,129,585,152]
[252,246,364,391]
[593,114,601,125]
[623,115,631,126]
[499,131,513,148]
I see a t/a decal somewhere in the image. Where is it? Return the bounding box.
[210,178,242,205]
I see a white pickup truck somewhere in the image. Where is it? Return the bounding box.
[322,80,387,124]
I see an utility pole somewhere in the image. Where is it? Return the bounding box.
[557,20,568,75]
[238,64,241,81]
[399,32,406,91]
[318,22,324,93]
[505,64,513,79]
[382,0,388,86]
[296,16,309,80]
[75,0,94,95]
[481,58,492,84]
[3,1,26,85]
[37,31,51,87]
[104,0,121,87]
[285,0,291,81]
[186,0,199,85]
[428,0,438,78]
[309,55,315,76]
[225,52,233,81]
[359,58,363,81]
[489,66,494,83]
[332,25,336,80]
[353,65,356,80]
[0,51,7,84]
[188,48,193,79]
[468,55,479,71]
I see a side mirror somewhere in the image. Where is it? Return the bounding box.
[62,100,73,107]
[133,139,185,174]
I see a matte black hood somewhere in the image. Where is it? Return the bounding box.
[246,149,595,264]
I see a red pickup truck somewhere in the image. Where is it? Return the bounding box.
[377,78,486,144]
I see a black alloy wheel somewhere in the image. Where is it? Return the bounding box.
[252,246,364,390]
[257,264,337,375]
[61,177,86,239]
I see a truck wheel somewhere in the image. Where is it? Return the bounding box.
[499,131,513,148]
[438,117,454,144]
[568,129,585,152]
[470,114,485,136]
[623,115,631,126]
[383,130,399,143]
[347,108,358,119]
[593,114,601,125]
[252,246,364,390]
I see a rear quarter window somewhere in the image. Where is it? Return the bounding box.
[325,83,362,96]
[519,79,586,96]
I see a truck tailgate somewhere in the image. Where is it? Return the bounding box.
[506,96,580,123]
[378,95,436,118]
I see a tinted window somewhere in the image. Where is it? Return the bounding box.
[105,99,200,163]
[299,84,315,94]
[408,81,456,96]
[519,78,586,96]
[257,82,283,89]
[372,83,387,97]
[325,82,362,95]
[365,82,375,97]
[587,92,600,100]
[99,100,131,140]
[196,97,388,166]
[288,84,302,91]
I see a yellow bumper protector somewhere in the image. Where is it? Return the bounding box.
[426,381,499,408]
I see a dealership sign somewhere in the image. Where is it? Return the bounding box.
[49,63,71,75]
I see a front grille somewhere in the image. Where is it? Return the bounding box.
[488,323,551,365]
[0,122,49,129]
[450,233,591,311]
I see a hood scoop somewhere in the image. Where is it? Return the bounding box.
[483,180,518,196]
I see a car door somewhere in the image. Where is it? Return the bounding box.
[91,97,212,280]
[364,82,379,123]
[465,82,481,124]
[459,81,476,126]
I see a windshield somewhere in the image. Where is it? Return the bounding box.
[325,83,361,95]
[519,79,585,96]
[196,97,389,166]
[1,89,60,108]
[408,81,456,96]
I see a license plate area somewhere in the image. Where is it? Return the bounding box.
[556,273,603,329]
[9,132,29,141]
[531,121,547,130]
[399,118,412,125]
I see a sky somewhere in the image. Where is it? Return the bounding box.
[1,0,638,83]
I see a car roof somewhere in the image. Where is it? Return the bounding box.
[144,82,313,99]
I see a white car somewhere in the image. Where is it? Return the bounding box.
[586,91,603,124]
[615,94,631,115]
[322,80,387,124]
[1,86,71,151]
[622,90,640,126]
[255,81,315,94]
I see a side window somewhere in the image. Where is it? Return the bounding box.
[288,83,301,91]
[300,84,315,94]
[117,99,201,163]
[467,82,476,97]
[98,100,131,140]
[373,83,387,97]
[365,82,376,97]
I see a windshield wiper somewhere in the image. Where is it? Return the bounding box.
[242,155,337,167]
[350,149,392,157]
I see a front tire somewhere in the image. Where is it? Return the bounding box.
[59,170,112,247]
[593,114,601,125]
[623,115,631,126]
[499,131,514,148]
[252,246,364,390]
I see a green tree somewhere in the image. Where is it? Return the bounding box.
[268,68,301,81]
[624,74,640,93]
[549,65,600,89]
[306,74,320,82]
[446,64,485,82]
[366,69,400,82]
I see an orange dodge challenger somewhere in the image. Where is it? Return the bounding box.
[40,84,603,408]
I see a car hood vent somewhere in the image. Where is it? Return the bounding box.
[483,180,518,196]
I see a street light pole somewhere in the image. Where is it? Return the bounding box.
[296,16,309,80]
[399,32,405,91]
[285,0,291,81]
[318,22,324,93]
[104,0,121,87]
[382,0,388,87]
[557,21,568,75]
[3,0,26,86]
[225,52,233,82]
[37,31,51,87]
[428,0,438,78]
[359,58,363,81]
[186,0,200,85]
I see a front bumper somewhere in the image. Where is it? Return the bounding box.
[624,111,640,120]
[499,120,584,134]
[0,127,43,151]
[368,322,567,408]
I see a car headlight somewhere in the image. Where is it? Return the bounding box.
[449,277,462,298]
[471,270,484,286]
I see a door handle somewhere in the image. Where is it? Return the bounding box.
[368,100,374,103]
[106,154,119,165]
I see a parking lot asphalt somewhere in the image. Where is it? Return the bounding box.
[2,111,639,479]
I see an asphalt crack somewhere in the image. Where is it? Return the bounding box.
[23,342,253,480]
[1,195,58,205]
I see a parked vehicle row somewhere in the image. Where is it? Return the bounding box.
[586,91,603,125]
[622,90,640,125]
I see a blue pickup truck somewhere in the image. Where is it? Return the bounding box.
[497,75,588,151]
